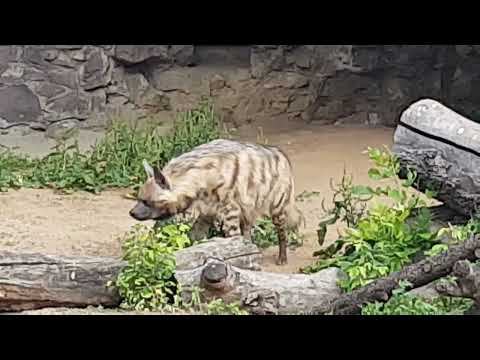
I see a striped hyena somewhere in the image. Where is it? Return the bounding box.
[129,139,304,265]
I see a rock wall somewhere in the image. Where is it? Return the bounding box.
[1,45,480,136]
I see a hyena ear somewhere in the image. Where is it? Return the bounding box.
[143,159,155,178]
[153,166,170,189]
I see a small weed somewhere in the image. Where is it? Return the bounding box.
[205,299,249,315]
[303,147,438,292]
[295,190,321,203]
[252,218,304,250]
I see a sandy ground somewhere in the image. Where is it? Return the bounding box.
[1,119,427,314]
[0,120,403,271]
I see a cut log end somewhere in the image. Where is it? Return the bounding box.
[393,99,480,216]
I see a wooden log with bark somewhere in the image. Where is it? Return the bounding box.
[392,98,480,217]
[329,234,480,315]
[0,236,345,314]
[176,258,344,315]
[0,236,262,312]
[0,252,125,312]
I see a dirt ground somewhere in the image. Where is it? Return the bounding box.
[0,120,399,271]
[1,119,425,314]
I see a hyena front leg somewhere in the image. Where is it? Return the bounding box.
[190,215,215,241]
[219,203,242,238]
[272,213,288,266]
[241,220,253,241]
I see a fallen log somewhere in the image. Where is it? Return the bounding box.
[0,253,125,312]
[176,258,345,315]
[392,98,480,217]
[329,234,480,315]
[0,236,261,313]
[436,259,480,306]
[175,236,262,271]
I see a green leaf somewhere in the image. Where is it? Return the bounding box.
[351,185,375,197]
[368,168,383,181]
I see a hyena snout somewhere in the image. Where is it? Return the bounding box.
[129,201,159,221]
[129,201,172,222]
[129,202,151,221]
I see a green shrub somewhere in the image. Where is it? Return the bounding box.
[0,100,222,193]
[113,220,249,315]
[113,222,194,312]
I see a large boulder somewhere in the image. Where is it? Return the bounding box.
[0,85,42,126]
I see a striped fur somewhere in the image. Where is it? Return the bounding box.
[129,139,304,265]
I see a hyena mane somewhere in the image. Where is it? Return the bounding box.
[129,139,305,265]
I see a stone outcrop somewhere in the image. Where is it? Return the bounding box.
[1,45,480,134]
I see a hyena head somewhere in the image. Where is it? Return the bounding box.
[129,160,177,222]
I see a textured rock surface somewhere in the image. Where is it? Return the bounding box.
[1,45,480,134]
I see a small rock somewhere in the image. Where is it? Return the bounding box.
[71,49,88,61]
[107,94,130,108]
[42,49,59,62]
[34,82,67,99]
[45,119,80,141]
[79,48,112,90]
[124,72,150,103]
[48,69,78,89]
[169,45,195,66]
[367,112,381,126]
[29,122,48,131]
[137,88,171,112]
[113,45,169,65]
[288,95,309,113]
[263,72,309,89]
[53,45,84,50]
[149,68,193,93]
[210,74,226,91]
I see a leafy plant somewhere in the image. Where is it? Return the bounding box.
[0,100,222,193]
[437,216,480,244]
[113,220,250,315]
[303,147,439,292]
[114,222,194,312]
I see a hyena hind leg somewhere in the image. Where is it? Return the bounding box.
[272,213,288,266]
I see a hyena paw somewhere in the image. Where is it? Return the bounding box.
[276,256,288,266]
